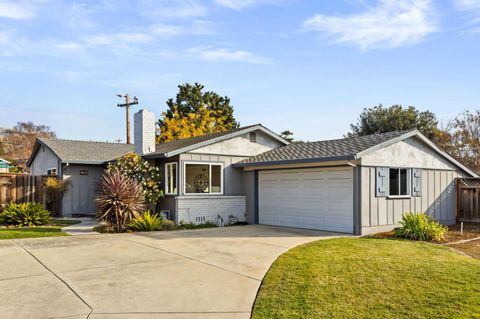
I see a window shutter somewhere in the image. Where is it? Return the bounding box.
[376,167,389,197]
[412,168,422,197]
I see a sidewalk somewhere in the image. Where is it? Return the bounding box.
[62,218,99,235]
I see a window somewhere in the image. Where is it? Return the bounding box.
[389,168,410,196]
[165,162,177,195]
[46,168,57,176]
[249,132,257,143]
[184,162,223,194]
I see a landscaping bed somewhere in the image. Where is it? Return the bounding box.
[252,237,480,319]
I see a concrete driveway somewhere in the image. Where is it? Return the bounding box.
[0,225,343,319]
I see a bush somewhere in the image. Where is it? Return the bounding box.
[161,220,175,231]
[395,212,448,242]
[96,170,145,232]
[0,202,51,227]
[178,221,217,230]
[129,211,163,232]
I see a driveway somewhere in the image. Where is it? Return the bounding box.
[0,225,343,319]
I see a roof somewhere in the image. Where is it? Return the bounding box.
[234,130,478,177]
[144,124,289,158]
[26,138,135,166]
[0,158,10,164]
[235,130,411,166]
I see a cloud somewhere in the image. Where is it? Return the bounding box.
[214,0,280,10]
[188,46,270,63]
[303,0,438,50]
[140,0,207,18]
[84,32,152,46]
[150,20,214,37]
[454,0,480,31]
[0,1,35,19]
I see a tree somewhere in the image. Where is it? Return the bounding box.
[348,105,439,140]
[0,122,56,167]
[107,153,163,205]
[439,110,480,173]
[280,130,295,143]
[157,83,239,142]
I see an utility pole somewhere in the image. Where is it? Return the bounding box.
[116,94,138,144]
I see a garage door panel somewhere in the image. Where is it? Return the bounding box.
[259,168,354,233]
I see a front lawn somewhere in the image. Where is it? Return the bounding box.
[0,227,68,240]
[451,239,480,259]
[252,238,480,319]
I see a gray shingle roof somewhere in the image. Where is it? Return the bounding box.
[37,138,135,164]
[235,130,414,166]
[146,124,262,157]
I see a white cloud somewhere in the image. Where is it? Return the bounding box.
[84,32,151,46]
[454,0,480,31]
[140,0,207,18]
[214,0,280,10]
[0,1,35,19]
[55,42,84,52]
[150,20,214,37]
[303,0,438,50]
[188,46,270,63]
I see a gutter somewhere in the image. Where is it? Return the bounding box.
[232,155,356,168]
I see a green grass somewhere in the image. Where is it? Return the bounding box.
[252,237,480,319]
[0,226,68,240]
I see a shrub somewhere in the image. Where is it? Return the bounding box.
[96,170,145,232]
[129,211,163,232]
[0,202,51,227]
[178,221,217,230]
[161,220,175,231]
[395,212,448,242]
[44,177,68,216]
[107,153,163,205]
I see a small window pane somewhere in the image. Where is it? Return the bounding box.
[400,169,408,195]
[166,163,177,195]
[250,132,257,143]
[185,164,209,193]
[389,169,399,196]
[211,165,222,193]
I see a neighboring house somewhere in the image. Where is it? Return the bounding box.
[0,158,11,173]
[27,139,134,216]
[27,108,477,235]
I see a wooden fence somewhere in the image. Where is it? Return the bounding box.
[0,174,49,210]
[457,178,480,222]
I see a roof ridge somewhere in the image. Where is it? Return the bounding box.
[39,137,128,145]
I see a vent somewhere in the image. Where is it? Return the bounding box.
[195,216,206,223]
[249,132,257,143]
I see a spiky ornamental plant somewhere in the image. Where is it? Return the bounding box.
[96,170,145,232]
[107,153,163,206]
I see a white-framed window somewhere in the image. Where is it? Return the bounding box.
[46,168,57,176]
[249,132,257,143]
[389,168,410,196]
[183,162,223,195]
[165,162,177,195]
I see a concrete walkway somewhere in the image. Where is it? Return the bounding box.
[0,225,344,319]
[62,218,99,235]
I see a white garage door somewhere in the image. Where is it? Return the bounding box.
[259,167,354,233]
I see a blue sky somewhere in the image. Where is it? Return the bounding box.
[0,0,479,142]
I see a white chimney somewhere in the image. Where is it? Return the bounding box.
[134,109,155,154]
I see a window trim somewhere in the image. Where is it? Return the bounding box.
[165,162,178,196]
[183,161,224,195]
[387,167,411,198]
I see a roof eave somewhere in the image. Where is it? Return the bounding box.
[233,155,356,168]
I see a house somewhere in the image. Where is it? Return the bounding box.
[0,158,11,173]
[27,109,477,235]
[26,139,134,216]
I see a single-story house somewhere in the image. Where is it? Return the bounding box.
[27,109,477,235]
[0,158,11,173]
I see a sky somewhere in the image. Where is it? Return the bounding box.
[0,0,479,142]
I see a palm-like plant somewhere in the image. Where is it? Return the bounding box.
[96,170,145,231]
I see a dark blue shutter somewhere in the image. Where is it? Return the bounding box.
[376,167,389,197]
[412,168,422,197]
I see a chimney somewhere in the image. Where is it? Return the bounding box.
[134,109,155,155]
